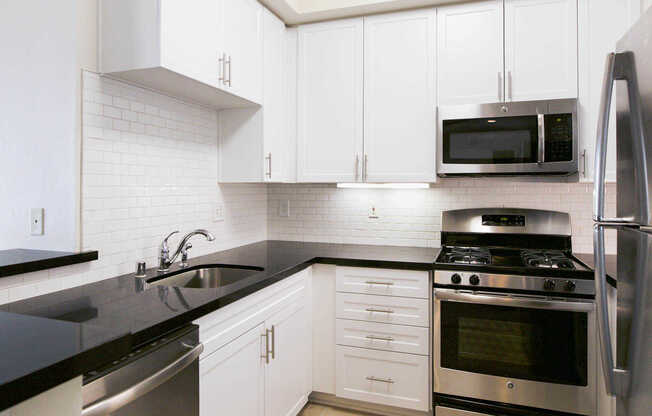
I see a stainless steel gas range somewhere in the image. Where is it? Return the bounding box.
[433,208,601,416]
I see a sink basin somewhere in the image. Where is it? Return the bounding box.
[146,265,263,289]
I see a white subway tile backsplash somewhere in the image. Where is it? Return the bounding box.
[268,181,617,254]
[0,71,267,305]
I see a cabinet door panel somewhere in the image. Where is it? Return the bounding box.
[222,0,263,103]
[263,8,287,182]
[437,1,504,105]
[363,9,437,182]
[160,0,220,88]
[265,298,310,416]
[297,19,364,183]
[200,323,265,416]
[505,0,578,101]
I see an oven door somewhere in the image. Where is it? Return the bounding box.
[434,289,596,415]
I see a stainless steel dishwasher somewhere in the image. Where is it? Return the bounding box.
[82,325,203,416]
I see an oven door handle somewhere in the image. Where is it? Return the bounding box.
[434,289,594,313]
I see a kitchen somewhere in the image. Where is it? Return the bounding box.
[0,0,649,415]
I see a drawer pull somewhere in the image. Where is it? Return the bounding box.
[366,376,395,384]
[365,335,394,342]
[365,281,394,286]
[365,308,394,314]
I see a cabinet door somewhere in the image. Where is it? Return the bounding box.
[437,1,504,105]
[297,19,364,183]
[160,0,221,88]
[263,8,288,183]
[363,9,437,182]
[200,323,265,416]
[505,0,578,101]
[265,297,310,416]
[222,0,263,103]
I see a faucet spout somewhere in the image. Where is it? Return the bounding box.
[158,229,215,271]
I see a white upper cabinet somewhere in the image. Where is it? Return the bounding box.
[220,0,264,103]
[363,9,437,183]
[437,1,504,105]
[297,18,364,183]
[218,11,294,183]
[100,0,262,108]
[504,0,578,101]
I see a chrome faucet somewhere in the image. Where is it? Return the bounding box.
[158,229,215,271]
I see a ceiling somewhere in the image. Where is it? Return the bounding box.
[259,0,469,24]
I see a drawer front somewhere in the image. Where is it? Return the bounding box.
[336,319,429,355]
[336,293,429,327]
[336,346,429,411]
[336,266,429,299]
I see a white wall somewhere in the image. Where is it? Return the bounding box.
[0,0,83,251]
[268,181,617,254]
[0,74,267,305]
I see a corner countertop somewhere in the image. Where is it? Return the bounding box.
[0,240,437,411]
[573,252,618,282]
[0,249,99,279]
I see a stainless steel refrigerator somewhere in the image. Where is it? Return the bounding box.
[593,6,652,416]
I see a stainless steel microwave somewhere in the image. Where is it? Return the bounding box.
[437,99,578,177]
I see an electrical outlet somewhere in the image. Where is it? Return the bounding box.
[30,208,44,235]
[279,200,290,217]
[368,202,379,219]
[213,205,224,222]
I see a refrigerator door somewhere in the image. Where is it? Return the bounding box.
[615,7,652,226]
[616,228,652,415]
[595,226,652,416]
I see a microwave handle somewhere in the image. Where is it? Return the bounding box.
[593,52,649,224]
[537,114,545,164]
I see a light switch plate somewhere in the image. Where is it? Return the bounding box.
[368,202,379,219]
[279,200,290,217]
[213,205,224,222]
[30,208,44,235]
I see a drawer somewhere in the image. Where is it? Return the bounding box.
[336,266,429,299]
[336,319,429,355]
[336,346,429,411]
[336,292,429,327]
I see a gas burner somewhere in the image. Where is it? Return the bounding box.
[521,250,575,269]
[442,247,491,265]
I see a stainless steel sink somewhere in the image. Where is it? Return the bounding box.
[145,265,263,289]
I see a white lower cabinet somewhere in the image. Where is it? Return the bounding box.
[197,269,311,416]
[200,323,266,416]
[336,346,429,411]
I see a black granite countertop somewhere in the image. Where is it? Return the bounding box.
[574,252,618,282]
[0,240,437,411]
[0,249,98,278]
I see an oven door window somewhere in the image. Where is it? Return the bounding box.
[440,301,588,386]
[442,116,539,164]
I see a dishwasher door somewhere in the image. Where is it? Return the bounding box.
[82,325,203,416]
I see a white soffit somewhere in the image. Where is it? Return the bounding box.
[260,0,469,24]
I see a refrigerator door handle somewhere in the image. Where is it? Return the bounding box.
[594,225,650,398]
[593,52,650,224]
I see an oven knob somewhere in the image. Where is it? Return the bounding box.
[469,275,480,285]
[451,273,462,284]
[543,279,556,291]
[564,280,576,292]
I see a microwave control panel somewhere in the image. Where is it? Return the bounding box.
[544,113,573,162]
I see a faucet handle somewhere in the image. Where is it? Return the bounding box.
[161,231,180,250]
[180,243,193,268]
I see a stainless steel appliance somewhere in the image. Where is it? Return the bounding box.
[593,6,652,416]
[434,208,602,415]
[437,99,578,176]
[81,325,203,416]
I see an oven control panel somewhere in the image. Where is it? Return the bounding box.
[434,271,594,296]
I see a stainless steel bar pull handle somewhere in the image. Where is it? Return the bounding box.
[594,52,649,224]
[364,154,368,182]
[366,335,394,342]
[355,154,360,181]
[365,281,394,286]
[365,308,394,314]
[497,72,503,102]
[261,331,270,364]
[366,376,394,384]
[270,325,276,359]
[219,53,225,84]
[537,114,545,164]
[507,71,513,101]
[265,153,272,179]
[225,55,232,86]
[81,343,204,416]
